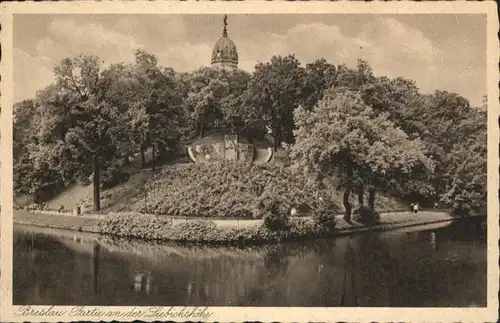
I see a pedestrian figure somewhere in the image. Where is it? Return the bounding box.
[413,203,419,214]
[410,203,414,213]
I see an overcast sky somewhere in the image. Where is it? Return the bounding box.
[14,14,486,106]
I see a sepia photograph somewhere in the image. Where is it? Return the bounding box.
[1,1,498,322]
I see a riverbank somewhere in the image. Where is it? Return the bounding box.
[13,209,473,245]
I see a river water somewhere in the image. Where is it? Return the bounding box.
[13,218,487,307]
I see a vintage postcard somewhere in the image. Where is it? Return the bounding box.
[1,1,498,322]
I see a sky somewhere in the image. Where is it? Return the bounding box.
[13,14,486,106]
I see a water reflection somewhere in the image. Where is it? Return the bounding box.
[13,219,486,307]
[133,272,152,294]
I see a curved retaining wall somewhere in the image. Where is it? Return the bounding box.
[12,210,474,245]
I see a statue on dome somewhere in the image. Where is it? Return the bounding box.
[223,15,228,37]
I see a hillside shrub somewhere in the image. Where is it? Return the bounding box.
[26,203,50,211]
[261,199,289,231]
[312,204,337,231]
[353,205,381,224]
[101,166,130,189]
[169,221,220,241]
[122,162,344,219]
[273,144,292,166]
[263,212,290,231]
[98,214,174,239]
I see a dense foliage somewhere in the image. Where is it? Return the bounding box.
[262,199,291,231]
[97,214,337,244]
[312,200,337,230]
[121,162,348,218]
[292,88,435,221]
[14,51,487,217]
[352,205,381,224]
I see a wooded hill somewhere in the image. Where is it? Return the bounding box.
[13,51,487,218]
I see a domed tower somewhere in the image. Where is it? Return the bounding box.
[211,15,238,70]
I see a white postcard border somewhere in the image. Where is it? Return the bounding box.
[1,1,498,322]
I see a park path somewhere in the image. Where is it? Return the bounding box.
[13,210,104,232]
[14,209,452,230]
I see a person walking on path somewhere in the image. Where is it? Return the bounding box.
[413,202,419,214]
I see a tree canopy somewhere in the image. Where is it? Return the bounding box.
[292,89,435,220]
[13,52,487,217]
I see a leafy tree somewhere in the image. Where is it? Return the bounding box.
[361,76,420,128]
[292,89,434,221]
[218,69,253,137]
[333,59,376,90]
[480,95,487,112]
[245,55,306,150]
[438,104,487,213]
[302,58,337,111]
[101,62,140,165]
[51,55,129,211]
[128,50,185,168]
[13,99,38,161]
[440,130,486,215]
[14,100,40,199]
[399,91,481,204]
[184,67,229,138]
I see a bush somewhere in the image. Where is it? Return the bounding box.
[353,205,380,224]
[262,200,290,231]
[26,203,47,211]
[97,214,174,239]
[263,212,290,231]
[169,221,219,241]
[273,144,292,166]
[101,167,129,189]
[312,207,336,231]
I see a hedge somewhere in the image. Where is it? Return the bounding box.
[97,213,338,245]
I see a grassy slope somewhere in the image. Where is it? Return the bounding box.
[26,161,407,217]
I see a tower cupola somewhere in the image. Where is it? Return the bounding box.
[211,15,238,70]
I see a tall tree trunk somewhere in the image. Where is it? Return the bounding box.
[247,134,254,145]
[284,107,295,144]
[151,142,156,172]
[269,102,280,151]
[285,125,294,144]
[157,142,167,163]
[357,183,364,206]
[273,127,281,152]
[92,154,101,212]
[343,166,353,222]
[199,122,205,138]
[343,183,352,222]
[140,143,146,168]
[32,189,40,205]
[368,186,376,210]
